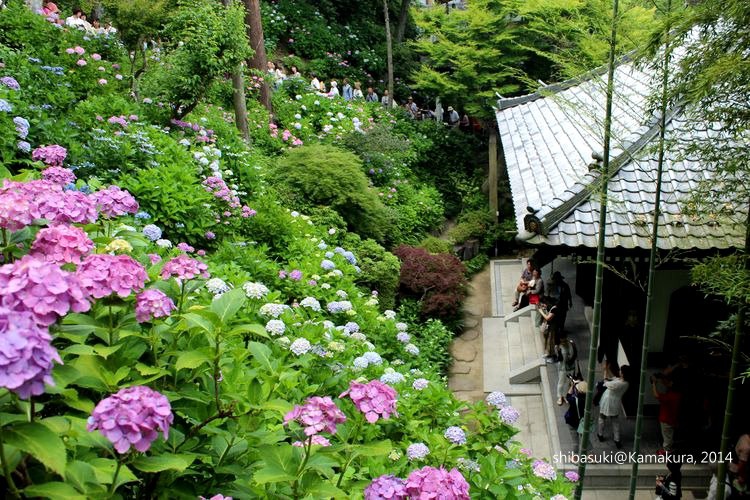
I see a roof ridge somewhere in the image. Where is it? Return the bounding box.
[523,107,681,236]
[495,53,635,111]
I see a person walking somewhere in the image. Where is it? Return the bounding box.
[537,296,560,362]
[597,363,631,449]
[652,374,681,453]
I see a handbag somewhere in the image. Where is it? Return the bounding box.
[529,294,540,305]
[573,361,583,381]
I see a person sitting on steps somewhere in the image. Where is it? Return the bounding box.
[511,259,534,310]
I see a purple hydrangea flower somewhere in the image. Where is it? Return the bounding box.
[412,378,429,391]
[87,386,173,453]
[0,307,62,398]
[199,496,232,500]
[444,426,467,445]
[0,255,91,326]
[499,405,520,424]
[289,269,303,281]
[340,380,398,423]
[486,391,507,408]
[13,116,29,139]
[142,224,162,241]
[404,466,470,499]
[565,470,580,482]
[327,300,352,314]
[41,167,76,186]
[17,140,31,153]
[532,460,557,480]
[284,396,346,436]
[1,76,20,90]
[396,332,410,343]
[364,474,407,500]
[320,259,336,270]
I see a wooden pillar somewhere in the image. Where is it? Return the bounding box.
[489,128,499,221]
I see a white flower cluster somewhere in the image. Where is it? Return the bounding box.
[289,338,311,356]
[259,303,289,318]
[265,319,286,336]
[299,297,321,312]
[404,343,420,356]
[205,278,230,296]
[243,281,269,299]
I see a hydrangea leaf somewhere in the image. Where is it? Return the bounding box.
[175,349,212,371]
[131,454,195,473]
[4,422,67,476]
[252,445,300,484]
[209,287,246,323]
[248,341,274,373]
[23,482,86,500]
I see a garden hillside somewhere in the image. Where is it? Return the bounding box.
[0,2,573,500]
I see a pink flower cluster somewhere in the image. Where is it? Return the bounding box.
[31,144,67,167]
[0,307,62,399]
[404,467,470,499]
[31,225,94,264]
[87,386,173,454]
[176,242,194,253]
[284,396,347,436]
[364,474,407,500]
[292,435,331,447]
[340,380,398,423]
[1,179,97,228]
[91,186,139,217]
[76,254,148,299]
[107,115,129,127]
[0,255,90,326]
[203,176,241,208]
[241,206,256,218]
[42,167,76,186]
[135,289,176,323]
[161,255,209,281]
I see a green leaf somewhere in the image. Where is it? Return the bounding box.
[253,445,299,484]
[306,481,348,499]
[65,460,98,493]
[305,453,338,478]
[175,349,211,371]
[89,458,138,489]
[93,343,123,359]
[227,323,269,339]
[24,482,87,500]
[4,422,67,476]
[62,344,96,356]
[181,312,216,334]
[248,341,274,373]
[352,439,392,458]
[131,454,195,473]
[209,287,246,323]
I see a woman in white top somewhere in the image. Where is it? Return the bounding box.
[597,363,630,448]
[352,82,364,100]
[328,81,340,98]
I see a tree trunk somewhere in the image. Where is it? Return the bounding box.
[383,0,395,107]
[716,203,750,500]
[395,0,411,44]
[224,0,250,141]
[244,0,271,112]
[575,1,619,498]
[628,2,672,497]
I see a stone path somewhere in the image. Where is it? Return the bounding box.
[447,264,490,403]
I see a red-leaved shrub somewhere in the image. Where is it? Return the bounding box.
[393,245,467,318]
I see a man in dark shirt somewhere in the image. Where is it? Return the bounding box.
[548,271,572,330]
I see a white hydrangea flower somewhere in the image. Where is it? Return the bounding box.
[336,290,348,299]
[265,319,286,336]
[353,356,369,370]
[155,239,172,248]
[299,297,321,311]
[362,351,382,366]
[289,338,312,356]
[384,310,397,319]
[405,343,420,355]
[205,278,230,296]
[395,322,408,332]
[242,281,269,299]
[259,303,289,318]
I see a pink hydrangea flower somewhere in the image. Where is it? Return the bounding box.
[91,53,101,60]
[0,255,91,326]
[91,185,139,217]
[32,145,67,167]
[283,396,346,436]
[339,380,398,423]
[35,189,99,225]
[76,254,148,299]
[147,253,162,265]
[161,255,209,281]
[76,59,87,67]
[66,48,75,54]
[565,470,579,482]
[135,289,176,323]
[364,474,407,500]
[0,307,62,399]
[241,206,256,218]
[87,386,173,454]
[41,166,76,185]
[289,269,302,281]
[0,183,35,231]
[31,225,94,264]
[98,79,108,85]
[74,46,85,55]
[404,466,470,500]
[199,496,232,500]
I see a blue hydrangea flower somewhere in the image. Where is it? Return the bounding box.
[334,246,346,255]
[380,369,405,385]
[0,99,13,113]
[324,251,334,258]
[406,443,430,461]
[265,319,286,336]
[135,211,151,220]
[342,251,357,265]
[362,351,382,366]
[326,300,352,314]
[321,259,336,270]
[486,391,507,408]
[404,343,419,356]
[17,140,31,153]
[317,242,327,250]
[499,406,520,424]
[142,224,162,241]
[13,117,29,139]
[343,321,359,334]
[353,356,369,370]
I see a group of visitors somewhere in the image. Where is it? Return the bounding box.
[31,2,117,36]
[265,61,470,125]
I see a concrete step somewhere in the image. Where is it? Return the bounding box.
[518,314,539,365]
[503,304,536,324]
[509,359,544,384]
[482,317,508,392]
[487,383,542,396]
[506,321,522,371]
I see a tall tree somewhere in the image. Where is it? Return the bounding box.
[575,1,619,497]
[666,2,750,497]
[395,0,412,44]
[244,0,271,112]
[223,0,250,142]
[628,1,673,497]
[383,0,395,106]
